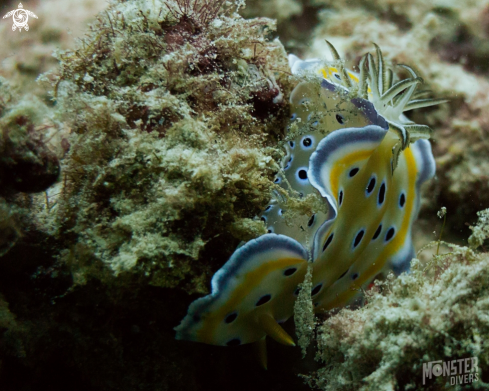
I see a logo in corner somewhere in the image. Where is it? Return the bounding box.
[2,3,38,32]
[423,357,479,386]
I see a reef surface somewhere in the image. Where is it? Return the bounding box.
[1,0,489,390]
[0,0,301,389]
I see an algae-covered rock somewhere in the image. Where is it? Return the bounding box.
[306,245,489,390]
[45,0,292,293]
[0,76,59,258]
[0,76,60,194]
[0,1,309,390]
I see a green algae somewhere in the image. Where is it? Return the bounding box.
[0,76,59,258]
[294,263,315,358]
[301,234,489,390]
[42,0,294,293]
[0,1,301,389]
[468,209,489,250]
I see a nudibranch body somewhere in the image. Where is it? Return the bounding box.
[175,44,444,351]
[261,78,387,250]
[308,129,435,311]
[175,234,308,346]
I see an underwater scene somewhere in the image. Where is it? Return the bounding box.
[1,0,489,390]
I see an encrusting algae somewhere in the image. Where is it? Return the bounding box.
[0,76,59,256]
[46,0,294,291]
[303,227,489,391]
[0,0,308,389]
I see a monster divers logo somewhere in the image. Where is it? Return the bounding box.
[423,358,479,386]
[2,3,38,32]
